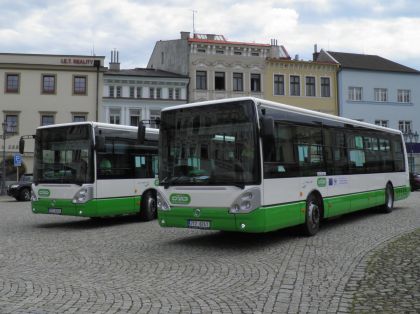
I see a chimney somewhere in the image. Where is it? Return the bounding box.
[180,31,190,40]
[269,38,280,58]
[313,44,319,61]
[109,49,120,71]
[294,54,299,61]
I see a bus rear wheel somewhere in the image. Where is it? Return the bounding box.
[140,191,157,221]
[382,183,394,213]
[303,194,321,236]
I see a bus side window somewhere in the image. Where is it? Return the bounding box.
[135,155,148,178]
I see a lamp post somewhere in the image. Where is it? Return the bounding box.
[1,122,7,195]
[403,130,419,173]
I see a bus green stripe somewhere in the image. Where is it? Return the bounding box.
[159,186,410,233]
[32,196,142,217]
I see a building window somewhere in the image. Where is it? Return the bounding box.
[274,74,284,96]
[250,74,261,92]
[5,114,18,134]
[129,86,135,98]
[42,74,56,94]
[197,48,206,53]
[168,88,174,99]
[41,114,55,126]
[175,88,181,100]
[196,71,207,90]
[156,88,161,99]
[5,73,19,93]
[136,87,142,98]
[306,76,316,97]
[109,108,121,124]
[397,89,411,103]
[233,73,243,92]
[116,86,122,98]
[149,87,155,99]
[129,109,141,127]
[150,109,161,128]
[399,120,412,134]
[374,88,388,102]
[348,87,362,101]
[375,120,388,127]
[216,50,224,54]
[290,75,300,96]
[251,52,260,56]
[72,114,87,122]
[234,51,242,56]
[215,72,225,91]
[73,76,87,95]
[109,86,115,97]
[321,77,330,97]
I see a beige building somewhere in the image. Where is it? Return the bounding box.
[0,53,105,178]
[264,57,339,115]
[148,32,289,102]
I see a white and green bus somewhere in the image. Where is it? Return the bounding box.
[21,122,159,220]
[156,97,410,235]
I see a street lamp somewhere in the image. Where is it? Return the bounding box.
[403,130,419,173]
[1,121,7,195]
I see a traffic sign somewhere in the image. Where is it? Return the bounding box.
[14,153,22,167]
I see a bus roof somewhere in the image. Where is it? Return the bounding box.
[161,97,402,135]
[36,121,159,136]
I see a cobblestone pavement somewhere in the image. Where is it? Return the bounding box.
[0,192,419,314]
[346,228,420,313]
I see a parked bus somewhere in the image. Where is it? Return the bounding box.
[20,122,159,220]
[156,97,410,235]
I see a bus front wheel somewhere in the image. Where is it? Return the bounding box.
[140,191,157,221]
[303,194,321,236]
[382,183,394,213]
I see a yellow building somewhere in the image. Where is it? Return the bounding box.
[264,58,339,115]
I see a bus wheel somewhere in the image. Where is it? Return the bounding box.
[140,191,157,221]
[382,183,394,213]
[303,194,321,236]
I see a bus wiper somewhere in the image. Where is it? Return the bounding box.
[232,183,245,189]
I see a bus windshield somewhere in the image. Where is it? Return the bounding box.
[159,99,260,188]
[34,124,94,185]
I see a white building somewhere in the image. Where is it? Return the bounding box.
[0,53,105,177]
[102,51,189,126]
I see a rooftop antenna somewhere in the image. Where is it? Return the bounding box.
[192,10,197,35]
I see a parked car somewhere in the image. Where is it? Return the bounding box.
[7,173,33,201]
[410,173,420,191]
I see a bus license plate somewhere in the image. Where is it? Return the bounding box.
[188,220,210,229]
[48,208,62,215]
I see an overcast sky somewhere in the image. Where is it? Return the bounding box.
[1,0,420,70]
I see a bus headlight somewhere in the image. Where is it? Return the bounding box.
[229,188,261,214]
[72,185,93,204]
[157,191,171,211]
[31,190,38,201]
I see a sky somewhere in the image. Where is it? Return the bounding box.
[1,0,420,70]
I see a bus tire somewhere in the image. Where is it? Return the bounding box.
[303,194,321,236]
[382,183,394,213]
[140,190,157,221]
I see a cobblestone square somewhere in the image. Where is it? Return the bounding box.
[0,192,419,313]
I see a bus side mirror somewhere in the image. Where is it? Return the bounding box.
[19,138,25,154]
[260,116,274,139]
[95,135,105,151]
[137,121,145,144]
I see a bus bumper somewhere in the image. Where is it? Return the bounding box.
[31,199,98,217]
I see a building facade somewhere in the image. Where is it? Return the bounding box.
[264,58,339,115]
[148,32,289,102]
[0,53,105,177]
[103,53,188,126]
[317,50,420,172]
